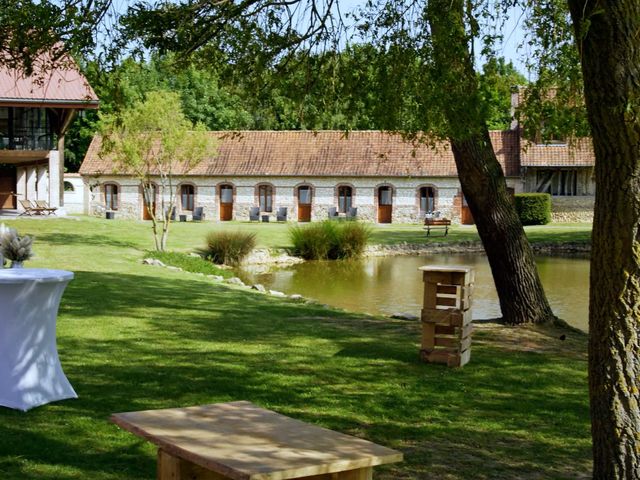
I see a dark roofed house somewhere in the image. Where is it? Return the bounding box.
[0,52,98,214]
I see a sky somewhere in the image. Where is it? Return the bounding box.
[102,0,532,76]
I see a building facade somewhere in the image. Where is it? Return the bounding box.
[79,129,595,224]
[0,53,99,213]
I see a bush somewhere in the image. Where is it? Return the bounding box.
[145,251,232,278]
[289,221,371,260]
[514,193,552,225]
[201,231,256,266]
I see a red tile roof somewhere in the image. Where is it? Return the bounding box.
[80,130,522,177]
[0,52,98,108]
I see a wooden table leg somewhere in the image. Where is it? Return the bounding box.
[157,449,230,480]
[293,467,373,480]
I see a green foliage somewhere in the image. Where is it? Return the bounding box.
[289,221,371,260]
[99,90,215,251]
[145,250,232,278]
[515,193,552,225]
[478,58,527,130]
[201,231,257,266]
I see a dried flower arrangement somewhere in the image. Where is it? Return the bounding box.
[0,225,34,267]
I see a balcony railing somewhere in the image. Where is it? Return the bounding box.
[0,131,56,151]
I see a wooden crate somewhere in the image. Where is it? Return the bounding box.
[418,266,474,367]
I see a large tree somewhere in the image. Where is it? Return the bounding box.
[118,0,556,324]
[564,0,640,476]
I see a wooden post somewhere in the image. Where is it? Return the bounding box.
[418,266,474,367]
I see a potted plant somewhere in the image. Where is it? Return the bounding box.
[0,228,34,268]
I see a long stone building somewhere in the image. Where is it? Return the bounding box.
[79,127,595,224]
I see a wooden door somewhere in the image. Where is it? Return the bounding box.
[298,205,311,222]
[0,168,15,209]
[219,185,233,221]
[377,186,393,223]
[297,186,312,222]
[378,205,392,223]
[142,184,157,220]
[461,206,474,225]
[460,195,474,225]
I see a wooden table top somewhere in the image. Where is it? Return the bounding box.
[111,401,402,480]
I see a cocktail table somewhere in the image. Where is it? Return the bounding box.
[111,401,403,480]
[0,268,76,411]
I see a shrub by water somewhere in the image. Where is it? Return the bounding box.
[201,231,256,266]
[289,221,371,260]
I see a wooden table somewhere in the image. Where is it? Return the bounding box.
[111,401,402,480]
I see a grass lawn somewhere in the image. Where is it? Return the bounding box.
[0,217,592,479]
[1,215,591,252]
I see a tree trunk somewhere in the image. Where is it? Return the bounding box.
[567,1,640,477]
[427,0,555,324]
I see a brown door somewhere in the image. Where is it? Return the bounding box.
[297,186,312,222]
[461,195,474,225]
[0,168,16,209]
[377,186,393,223]
[220,185,233,221]
[142,184,157,220]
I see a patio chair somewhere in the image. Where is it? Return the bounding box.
[249,206,260,222]
[34,200,57,216]
[346,207,358,220]
[192,207,205,221]
[18,200,46,216]
[328,207,338,219]
[276,207,288,222]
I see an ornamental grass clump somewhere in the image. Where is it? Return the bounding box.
[0,228,34,266]
[289,220,371,260]
[201,231,256,266]
[289,221,338,260]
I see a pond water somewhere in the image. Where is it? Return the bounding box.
[240,254,590,331]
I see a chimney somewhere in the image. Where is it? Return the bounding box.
[510,85,520,130]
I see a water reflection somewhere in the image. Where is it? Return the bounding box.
[241,254,590,331]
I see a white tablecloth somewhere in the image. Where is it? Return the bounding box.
[0,268,76,411]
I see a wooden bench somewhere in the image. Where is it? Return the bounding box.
[424,218,451,236]
[111,401,402,480]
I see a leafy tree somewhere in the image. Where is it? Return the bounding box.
[478,57,527,130]
[99,90,214,251]
[117,0,555,324]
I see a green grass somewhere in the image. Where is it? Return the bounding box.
[0,217,592,479]
[145,251,233,278]
[18,215,591,251]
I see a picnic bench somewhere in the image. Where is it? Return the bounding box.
[424,217,451,236]
[111,401,402,480]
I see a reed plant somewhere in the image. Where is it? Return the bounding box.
[289,220,371,260]
[201,231,256,266]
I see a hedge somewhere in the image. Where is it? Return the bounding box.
[514,193,552,225]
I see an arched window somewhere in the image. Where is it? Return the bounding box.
[180,184,195,211]
[419,186,436,214]
[337,185,353,213]
[258,184,273,212]
[64,181,75,192]
[104,183,119,210]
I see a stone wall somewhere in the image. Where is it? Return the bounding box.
[84,174,476,224]
[551,196,594,223]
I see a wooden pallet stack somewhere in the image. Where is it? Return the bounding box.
[418,266,474,367]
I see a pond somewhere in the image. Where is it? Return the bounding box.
[240,254,590,331]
